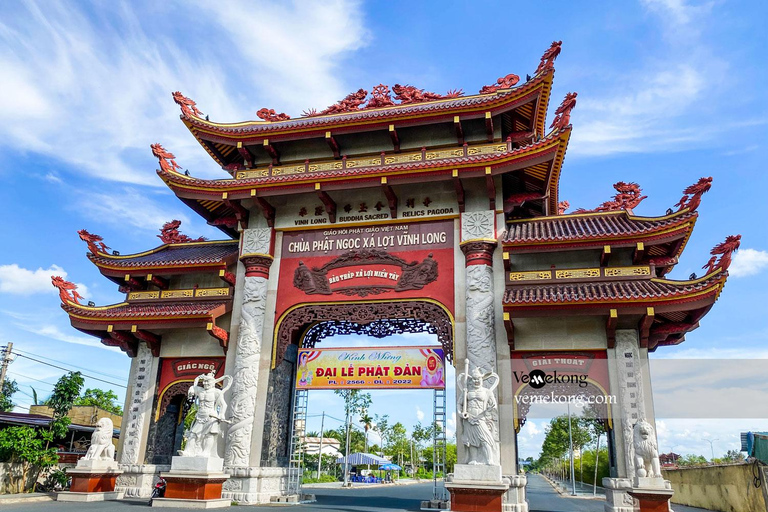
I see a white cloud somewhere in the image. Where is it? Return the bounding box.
[0,1,369,186]
[16,324,117,352]
[567,0,730,157]
[729,248,768,278]
[194,0,370,115]
[415,406,425,422]
[0,264,88,297]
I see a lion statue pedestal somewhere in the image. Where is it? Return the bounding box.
[57,418,123,502]
[628,419,674,512]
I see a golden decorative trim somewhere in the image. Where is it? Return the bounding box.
[509,271,552,282]
[160,289,194,299]
[128,291,160,300]
[604,266,651,277]
[555,268,600,279]
[194,287,231,297]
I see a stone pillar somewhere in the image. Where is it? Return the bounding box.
[222,227,285,503]
[116,343,162,497]
[604,330,671,512]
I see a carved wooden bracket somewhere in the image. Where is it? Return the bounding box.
[224,199,250,230]
[207,322,229,351]
[236,142,254,168]
[606,309,618,349]
[381,177,398,219]
[315,184,336,223]
[389,124,400,153]
[485,167,496,210]
[452,170,465,213]
[485,112,494,142]
[633,242,646,264]
[133,329,161,357]
[638,307,655,348]
[454,116,464,145]
[504,312,515,353]
[147,274,169,290]
[218,269,236,286]
[252,194,276,227]
[601,246,612,267]
[263,139,280,165]
[104,331,138,357]
[325,132,341,159]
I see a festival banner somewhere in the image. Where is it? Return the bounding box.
[296,346,446,390]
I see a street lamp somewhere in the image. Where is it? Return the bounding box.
[702,438,719,461]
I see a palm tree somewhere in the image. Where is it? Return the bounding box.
[360,412,373,452]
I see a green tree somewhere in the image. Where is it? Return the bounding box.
[373,414,390,454]
[46,372,85,446]
[538,415,592,468]
[0,379,19,412]
[360,412,373,452]
[0,426,58,493]
[677,454,708,467]
[74,388,123,415]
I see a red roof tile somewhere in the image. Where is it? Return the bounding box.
[504,210,696,247]
[503,273,724,306]
[62,300,229,319]
[88,241,238,269]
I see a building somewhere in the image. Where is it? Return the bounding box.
[57,41,737,509]
[302,437,342,458]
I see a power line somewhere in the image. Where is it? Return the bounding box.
[11,348,126,381]
[7,371,56,388]
[12,353,126,389]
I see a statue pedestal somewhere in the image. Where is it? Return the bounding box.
[629,478,674,512]
[445,465,510,512]
[57,459,123,502]
[152,456,230,509]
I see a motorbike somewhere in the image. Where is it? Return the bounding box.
[148,477,167,506]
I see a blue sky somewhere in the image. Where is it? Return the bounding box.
[1,0,767,460]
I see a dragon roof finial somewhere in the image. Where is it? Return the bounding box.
[151,143,182,174]
[536,40,562,75]
[51,276,84,304]
[158,220,206,244]
[77,229,110,255]
[257,108,291,122]
[172,91,203,118]
[550,92,577,131]
[702,234,741,275]
[675,177,712,213]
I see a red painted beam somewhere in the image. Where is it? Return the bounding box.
[485,167,496,210]
[263,139,280,165]
[133,329,161,357]
[638,307,655,348]
[454,116,464,145]
[325,132,341,159]
[236,142,253,168]
[452,170,465,213]
[485,112,494,142]
[381,177,398,219]
[389,124,400,153]
[251,193,275,227]
[606,309,618,349]
[224,199,250,230]
[316,184,337,223]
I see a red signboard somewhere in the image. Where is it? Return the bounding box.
[276,220,455,320]
[158,357,226,394]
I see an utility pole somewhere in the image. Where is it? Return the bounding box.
[703,438,719,461]
[567,402,577,496]
[317,412,325,479]
[344,403,351,487]
[0,343,13,390]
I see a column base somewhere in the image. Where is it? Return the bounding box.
[603,477,634,512]
[221,466,289,504]
[445,467,510,512]
[67,465,122,493]
[502,475,528,512]
[116,464,170,498]
[161,471,230,501]
[151,497,231,509]
[56,491,124,502]
[629,484,674,512]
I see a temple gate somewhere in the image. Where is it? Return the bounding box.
[57,42,739,512]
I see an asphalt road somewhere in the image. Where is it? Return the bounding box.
[2,476,712,512]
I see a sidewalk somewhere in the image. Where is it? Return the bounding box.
[0,492,54,504]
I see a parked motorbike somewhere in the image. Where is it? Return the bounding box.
[148,477,167,506]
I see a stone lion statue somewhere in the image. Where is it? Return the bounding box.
[633,419,661,478]
[84,417,115,461]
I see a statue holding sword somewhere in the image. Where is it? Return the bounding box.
[457,359,500,465]
[180,370,232,458]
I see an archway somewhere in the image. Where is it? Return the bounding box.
[261,299,455,479]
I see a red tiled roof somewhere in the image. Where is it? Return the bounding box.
[88,241,238,269]
[504,210,696,246]
[62,300,230,320]
[159,130,567,191]
[183,72,551,137]
[503,272,725,307]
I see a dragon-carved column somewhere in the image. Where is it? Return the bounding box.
[224,228,273,470]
